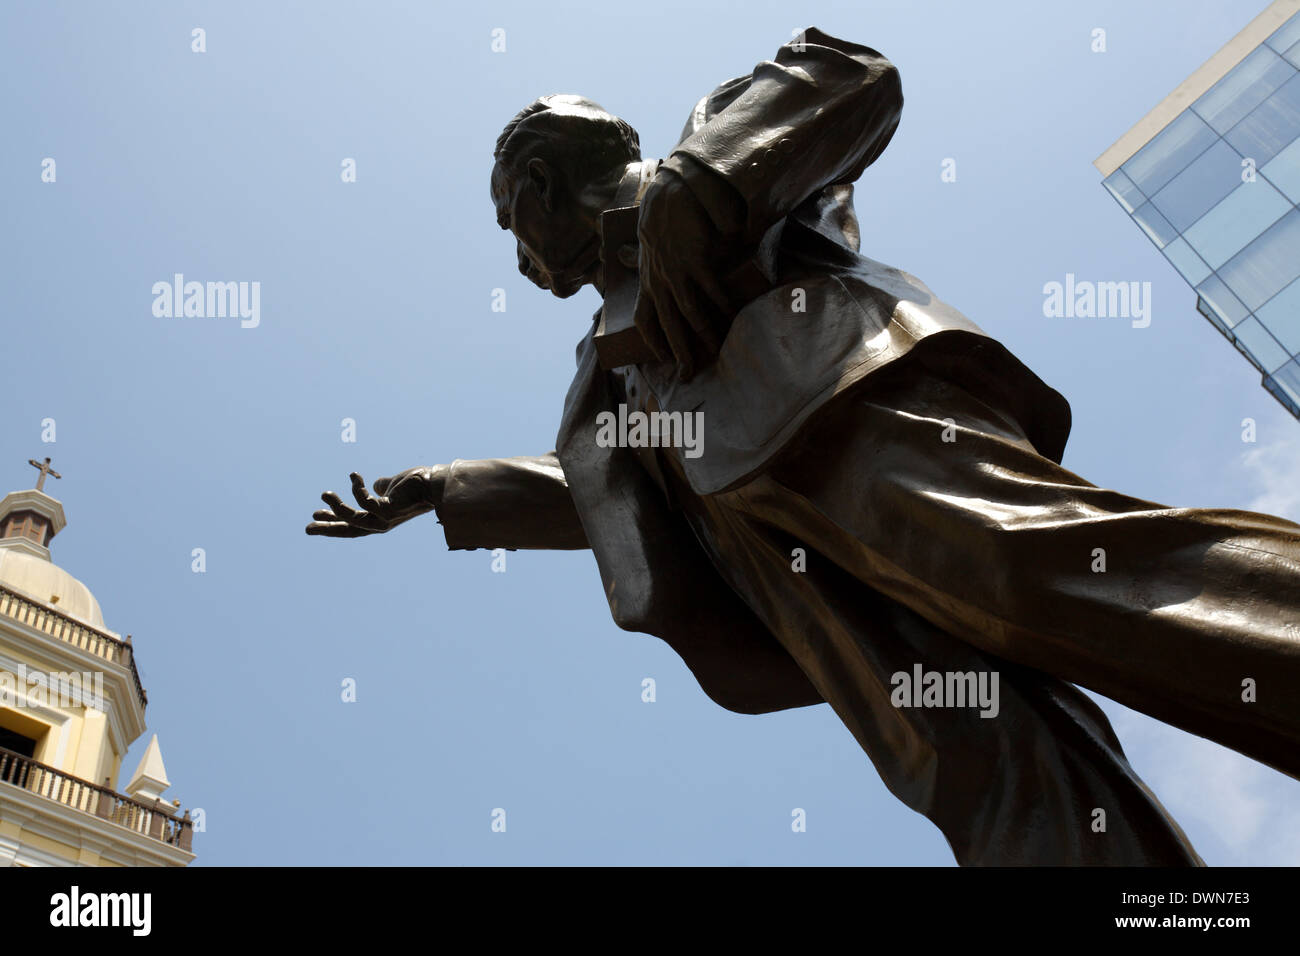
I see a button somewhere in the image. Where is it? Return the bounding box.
[765,148,779,164]
[778,137,794,152]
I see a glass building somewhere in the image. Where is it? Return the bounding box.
[1095,0,1300,418]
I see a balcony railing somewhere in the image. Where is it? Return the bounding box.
[0,583,147,709]
[0,745,192,851]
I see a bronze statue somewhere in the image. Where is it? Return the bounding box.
[308,27,1300,865]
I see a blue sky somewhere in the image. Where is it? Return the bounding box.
[2,0,1298,865]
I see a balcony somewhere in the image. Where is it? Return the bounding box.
[0,744,192,851]
[0,583,147,710]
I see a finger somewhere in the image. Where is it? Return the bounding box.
[312,509,339,521]
[350,472,385,514]
[372,476,394,496]
[325,494,379,522]
[632,283,670,363]
[305,521,374,538]
[321,491,364,521]
[320,492,388,531]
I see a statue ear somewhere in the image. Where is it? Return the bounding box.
[526,157,553,212]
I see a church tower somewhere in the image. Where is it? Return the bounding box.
[0,458,195,866]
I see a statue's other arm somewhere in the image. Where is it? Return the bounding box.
[435,453,590,551]
[632,27,902,373]
[664,26,902,246]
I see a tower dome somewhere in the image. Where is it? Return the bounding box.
[0,461,107,630]
[0,546,106,630]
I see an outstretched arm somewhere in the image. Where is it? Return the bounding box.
[632,27,902,374]
[436,454,589,551]
[306,452,589,551]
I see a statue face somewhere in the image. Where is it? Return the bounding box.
[491,160,601,299]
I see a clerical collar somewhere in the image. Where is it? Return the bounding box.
[593,160,660,297]
[611,159,660,208]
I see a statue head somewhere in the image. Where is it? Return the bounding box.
[491,95,641,298]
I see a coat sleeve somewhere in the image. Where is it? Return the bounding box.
[664,26,902,245]
[433,453,590,551]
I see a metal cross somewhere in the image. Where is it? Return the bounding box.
[27,457,62,492]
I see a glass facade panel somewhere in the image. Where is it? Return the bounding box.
[1266,12,1300,53]
[1233,316,1291,372]
[1183,179,1290,268]
[1120,110,1218,196]
[1265,357,1300,414]
[1234,334,1266,371]
[1102,17,1300,421]
[1160,236,1212,286]
[1151,139,1244,230]
[1132,201,1178,246]
[1197,295,1234,337]
[1262,136,1300,201]
[1287,39,1300,69]
[1254,275,1300,353]
[1218,208,1300,310]
[1196,274,1250,328]
[1103,168,1144,212]
[1224,73,1300,165]
[1191,46,1294,134]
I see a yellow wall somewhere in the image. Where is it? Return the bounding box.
[0,645,125,784]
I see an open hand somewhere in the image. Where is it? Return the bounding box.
[305,467,447,538]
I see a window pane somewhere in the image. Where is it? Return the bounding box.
[1224,73,1300,165]
[1132,201,1178,247]
[1287,39,1300,70]
[1121,111,1218,196]
[1233,316,1291,373]
[1103,168,1144,213]
[1267,13,1300,54]
[1183,179,1290,268]
[1262,134,1300,201]
[1196,274,1250,328]
[1151,140,1242,231]
[1234,335,1265,372]
[1255,275,1300,354]
[1161,236,1211,286]
[1197,295,1234,337]
[1265,356,1300,411]
[1191,46,1295,134]
[1219,208,1300,310]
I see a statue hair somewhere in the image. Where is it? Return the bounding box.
[493,95,641,187]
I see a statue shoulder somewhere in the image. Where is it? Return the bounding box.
[674,74,752,148]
